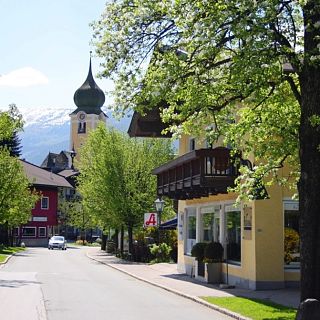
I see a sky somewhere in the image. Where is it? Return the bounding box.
[0,0,113,113]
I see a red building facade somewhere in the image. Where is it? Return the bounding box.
[19,160,73,246]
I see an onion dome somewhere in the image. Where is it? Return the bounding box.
[72,56,105,115]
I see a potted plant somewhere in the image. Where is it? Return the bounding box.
[204,242,224,283]
[191,242,207,277]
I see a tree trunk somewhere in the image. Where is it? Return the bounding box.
[113,229,119,251]
[120,225,124,255]
[128,224,133,255]
[0,223,9,246]
[298,2,320,307]
[101,232,107,251]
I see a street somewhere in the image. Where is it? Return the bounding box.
[0,247,233,320]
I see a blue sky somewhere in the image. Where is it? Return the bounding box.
[0,0,113,112]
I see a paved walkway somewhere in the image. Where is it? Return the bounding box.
[86,247,300,320]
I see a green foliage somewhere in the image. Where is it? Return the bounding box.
[0,105,38,228]
[77,125,174,235]
[204,242,224,263]
[59,198,97,231]
[0,245,25,263]
[202,297,296,320]
[149,243,172,263]
[91,1,306,198]
[191,242,207,262]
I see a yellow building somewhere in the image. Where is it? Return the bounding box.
[129,113,300,290]
[70,57,107,161]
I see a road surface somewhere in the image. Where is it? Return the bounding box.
[0,246,233,320]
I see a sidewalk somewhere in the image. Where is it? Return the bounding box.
[86,247,299,320]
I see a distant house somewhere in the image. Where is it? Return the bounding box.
[41,151,71,173]
[18,160,73,246]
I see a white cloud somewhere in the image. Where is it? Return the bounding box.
[0,67,49,87]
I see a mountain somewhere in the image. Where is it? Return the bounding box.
[19,107,131,165]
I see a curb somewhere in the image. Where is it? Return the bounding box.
[0,253,14,266]
[86,251,250,320]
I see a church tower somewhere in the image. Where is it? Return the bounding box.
[70,55,107,160]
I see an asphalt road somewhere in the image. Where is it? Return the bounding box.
[0,246,233,320]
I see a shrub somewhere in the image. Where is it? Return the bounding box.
[76,240,88,245]
[284,227,300,264]
[149,243,172,263]
[94,237,102,244]
[191,242,207,261]
[204,242,224,263]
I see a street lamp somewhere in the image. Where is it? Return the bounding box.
[154,197,165,244]
[69,146,77,170]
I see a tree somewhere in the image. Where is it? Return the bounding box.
[92,0,320,313]
[0,106,38,244]
[59,197,97,244]
[77,125,173,253]
[0,131,22,157]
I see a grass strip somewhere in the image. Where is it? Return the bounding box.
[0,246,25,263]
[201,296,297,320]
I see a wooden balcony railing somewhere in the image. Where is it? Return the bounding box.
[152,147,239,200]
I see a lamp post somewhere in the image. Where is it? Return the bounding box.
[154,197,165,244]
[69,146,77,170]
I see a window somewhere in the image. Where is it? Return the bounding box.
[189,138,195,151]
[284,201,300,268]
[41,197,49,210]
[200,207,220,243]
[38,227,47,238]
[225,206,241,263]
[78,121,86,134]
[186,211,196,255]
[22,227,36,237]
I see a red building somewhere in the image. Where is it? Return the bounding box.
[18,160,73,246]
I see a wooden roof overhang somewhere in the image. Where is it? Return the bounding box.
[152,147,239,200]
[128,108,172,138]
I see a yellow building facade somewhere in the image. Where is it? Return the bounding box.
[172,135,300,290]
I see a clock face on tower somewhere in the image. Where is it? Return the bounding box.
[77,112,86,122]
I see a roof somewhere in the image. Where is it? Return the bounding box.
[71,57,105,115]
[40,151,70,173]
[58,169,79,178]
[20,160,73,189]
[127,108,172,138]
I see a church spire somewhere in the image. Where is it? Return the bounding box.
[72,53,105,114]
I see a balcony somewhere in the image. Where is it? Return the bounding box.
[152,147,239,200]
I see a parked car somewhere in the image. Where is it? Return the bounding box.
[48,236,67,250]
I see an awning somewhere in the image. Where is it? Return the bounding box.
[159,217,177,230]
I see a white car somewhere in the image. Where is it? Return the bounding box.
[48,236,67,250]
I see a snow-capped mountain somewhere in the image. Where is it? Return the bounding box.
[19,106,131,165]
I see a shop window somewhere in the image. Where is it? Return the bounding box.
[200,208,220,243]
[226,209,241,263]
[38,227,47,238]
[41,197,49,210]
[186,213,196,255]
[22,227,36,237]
[284,201,300,268]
